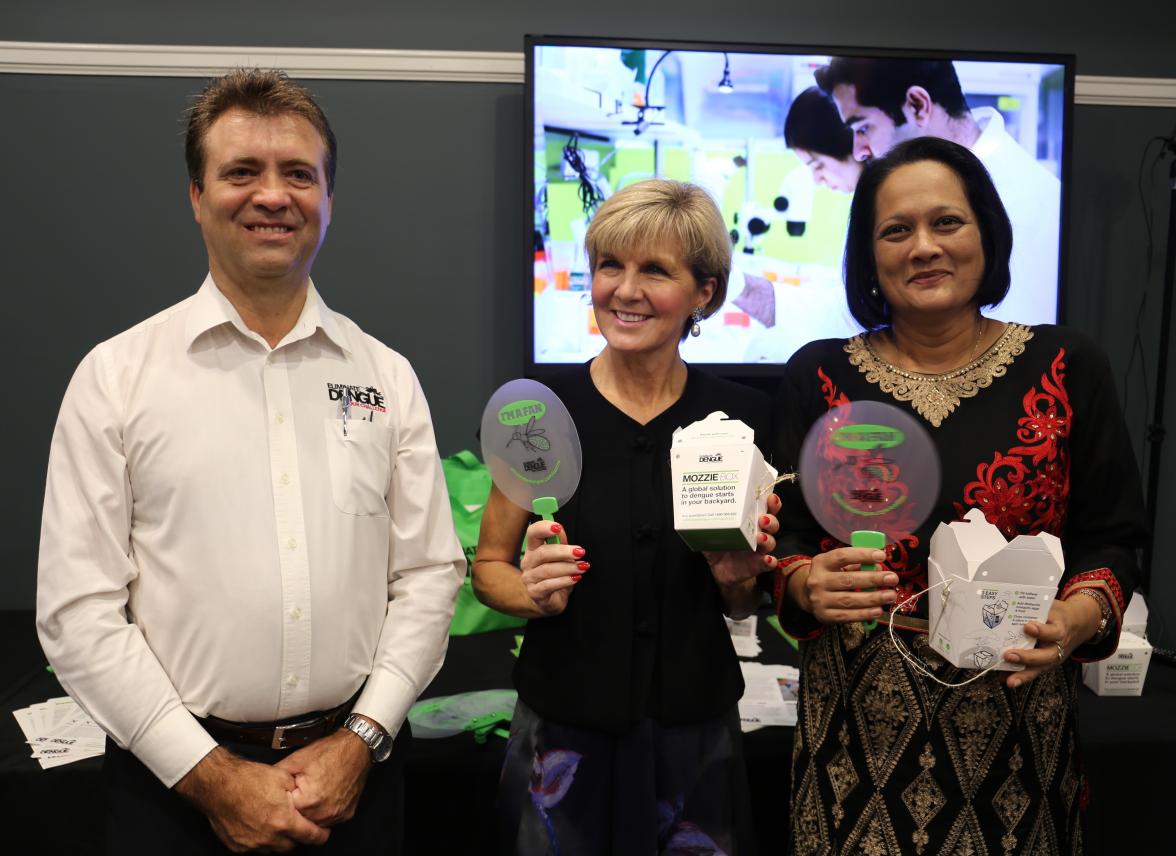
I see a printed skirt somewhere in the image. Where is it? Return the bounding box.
[790,624,1084,856]
[498,700,757,856]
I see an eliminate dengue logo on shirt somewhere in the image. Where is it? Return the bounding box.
[327,382,387,414]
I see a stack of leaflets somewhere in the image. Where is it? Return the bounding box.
[738,662,800,732]
[12,696,105,768]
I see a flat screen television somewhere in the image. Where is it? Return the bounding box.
[525,35,1073,375]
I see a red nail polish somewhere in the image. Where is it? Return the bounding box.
[572,574,582,582]
[577,562,590,571]
[758,532,768,543]
[761,515,770,527]
[572,547,586,558]
[550,523,562,534]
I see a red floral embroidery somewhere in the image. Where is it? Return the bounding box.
[817,367,850,409]
[955,349,1071,539]
[960,452,1037,535]
[813,367,924,607]
[1012,351,1071,465]
[886,533,924,613]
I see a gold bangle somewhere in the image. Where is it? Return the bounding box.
[1068,588,1113,643]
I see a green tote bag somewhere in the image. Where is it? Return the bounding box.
[441,450,527,635]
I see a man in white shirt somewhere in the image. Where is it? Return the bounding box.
[36,69,464,853]
[816,58,1062,326]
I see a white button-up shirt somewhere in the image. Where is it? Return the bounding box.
[37,276,464,787]
[969,106,1062,326]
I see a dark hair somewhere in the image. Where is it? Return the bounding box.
[784,87,853,160]
[815,58,970,126]
[843,136,1012,330]
[185,68,337,193]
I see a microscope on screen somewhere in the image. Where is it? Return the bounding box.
[771,167,814,239]
[730,166,815,254]
[730,202,775,255]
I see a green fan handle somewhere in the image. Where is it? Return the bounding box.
[533,496,560,545]
[851,529,887,631]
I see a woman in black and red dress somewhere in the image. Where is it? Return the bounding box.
[775,137,1148,854]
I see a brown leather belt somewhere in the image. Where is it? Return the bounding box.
[201,695,356,751]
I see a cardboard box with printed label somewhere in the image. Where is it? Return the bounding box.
[671,411,777,552]
[1082,630,1152,696]
[1122,591,1149,639]
[928,509,1062,671]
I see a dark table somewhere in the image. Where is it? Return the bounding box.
[2,610,1171,853]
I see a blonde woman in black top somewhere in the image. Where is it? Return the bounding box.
[475,179,781,855]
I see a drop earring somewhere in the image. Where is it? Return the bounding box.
[690,307,704,337]
[870,285,880,298]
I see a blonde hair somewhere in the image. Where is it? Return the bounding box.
[585,179,731,327]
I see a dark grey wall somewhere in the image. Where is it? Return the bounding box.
[3,0,1175,77]
[3,3,1176,645]
[0,73,526,610]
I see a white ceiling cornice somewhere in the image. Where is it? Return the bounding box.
[0,41,524,83]
[2,41,1174,108]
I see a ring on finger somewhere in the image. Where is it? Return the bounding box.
[1054,642,1064,663]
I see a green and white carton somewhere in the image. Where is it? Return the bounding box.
[671,411,777,552]
[1083,631,1152,696]
[928,508,1062,672]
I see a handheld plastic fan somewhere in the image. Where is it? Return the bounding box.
[798,400,940,629]
[480,379,582,541]
[407,689,519,742]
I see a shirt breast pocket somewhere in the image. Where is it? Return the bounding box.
[323,418,394,516]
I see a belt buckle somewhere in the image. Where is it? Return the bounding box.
[269,713,327,750]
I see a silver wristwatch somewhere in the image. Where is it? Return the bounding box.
[344,714,392,763]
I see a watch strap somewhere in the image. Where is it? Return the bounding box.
[344,714,391,762]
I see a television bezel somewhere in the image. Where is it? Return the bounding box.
[524,33,1075,379]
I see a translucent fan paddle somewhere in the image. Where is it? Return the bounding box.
[798,400,940,630]
[408,689,519,743]
[480,379,582,544]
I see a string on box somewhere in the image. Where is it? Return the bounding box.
[754,465,1007,686]
[756,472,797,497]
[886,579,1006,687]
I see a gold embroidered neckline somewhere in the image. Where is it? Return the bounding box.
[844,323,1033,427]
